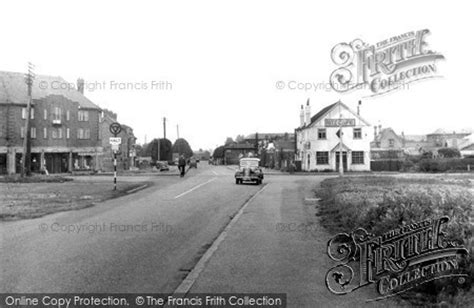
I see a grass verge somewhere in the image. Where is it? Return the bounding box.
[316,175,473,306]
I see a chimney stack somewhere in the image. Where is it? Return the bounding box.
[77,78,85,94]
[357,100,361,115]
[304,98,311,125]
[374,126,377,139]
[299,105,304,127]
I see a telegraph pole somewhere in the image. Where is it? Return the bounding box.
[163,117,167,139]
[21,62,35,177]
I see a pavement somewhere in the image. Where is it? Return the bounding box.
[0,163,405,307]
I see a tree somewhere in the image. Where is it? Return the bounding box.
[172,138,194,158]
[235,134,245,143]
[224,137,234,146]
[213,145,225,158]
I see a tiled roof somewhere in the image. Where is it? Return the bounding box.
[224,143,256,150]
[0,71,100,109]
[296,100,370,131]
[309,102,337,126]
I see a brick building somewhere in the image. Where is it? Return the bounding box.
[0,71,103,174]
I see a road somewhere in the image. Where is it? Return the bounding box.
[0,163,400,307]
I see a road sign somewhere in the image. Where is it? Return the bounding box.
[109,137,122,145]
[109,122,122,136]
[111,144,120,151]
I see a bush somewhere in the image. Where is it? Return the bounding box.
[419,158,474,172]
[438,147,461,158]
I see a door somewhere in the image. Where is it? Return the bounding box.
[335,151,347,171]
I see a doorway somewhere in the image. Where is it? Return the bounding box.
[335,151,347,171]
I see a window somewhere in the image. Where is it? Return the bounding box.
[78,110,89,121]
[22,108,35,119]
[31,127,36,139]
[353,128,362,139]
[317,128,326,140]
[58,128,63,139]
[316,152,329,164]
[352,151,364,164]
[389,139,395,147]
[44,109,48,120]
[52,129,58,139]
[66,128,70,139]
[43,127,48,139]
[53,107,61,120]
[20,127,25,138]
[77,128,90,139]
[66,110,70,121]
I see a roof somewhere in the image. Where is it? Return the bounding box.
[245,133,294,140]
[428,128,473,136]
[296,100,370,130]
[0,71,100,109]
[224,143,256,150]
[374,128,402,143]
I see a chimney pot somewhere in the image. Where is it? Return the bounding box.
[77,78,85,94]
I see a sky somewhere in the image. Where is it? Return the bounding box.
[1,0,473,151]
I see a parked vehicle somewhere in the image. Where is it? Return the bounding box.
[235,158,263,185]
[156,161,170,171]
[189,157,198,168]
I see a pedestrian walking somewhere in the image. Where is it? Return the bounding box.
[178,154,186,177]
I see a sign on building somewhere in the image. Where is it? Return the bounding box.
[325,118,355,127]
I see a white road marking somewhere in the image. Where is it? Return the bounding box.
[212,170,218,175]
[172,183,269,295]
[173,178,217,199]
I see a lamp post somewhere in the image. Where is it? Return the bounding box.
[21,62,35,177]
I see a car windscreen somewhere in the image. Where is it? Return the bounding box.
[239,159,259,168]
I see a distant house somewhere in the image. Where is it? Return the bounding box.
[459,134,474,157]
[426,128,472,148]
[295,100,371,171]
[223,142,256,165]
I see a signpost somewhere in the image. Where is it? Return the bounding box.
[109,122,122,190]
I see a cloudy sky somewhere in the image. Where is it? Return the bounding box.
[1,0,472,150]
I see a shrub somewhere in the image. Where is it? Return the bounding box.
[438,147,461,158]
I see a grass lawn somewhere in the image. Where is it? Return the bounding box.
[316,174,473,306]
[0,179,151,221]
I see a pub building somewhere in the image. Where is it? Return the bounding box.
[295,99,371,172]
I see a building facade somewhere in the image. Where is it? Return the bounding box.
[295,100,371,171]
[0,71,103,174]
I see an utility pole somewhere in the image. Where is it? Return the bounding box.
[163,117,167,139]
[176,124,180,139]
[21,62,35,177]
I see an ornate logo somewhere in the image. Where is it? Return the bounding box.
[329,29,444,97]
[325,217,469,301]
